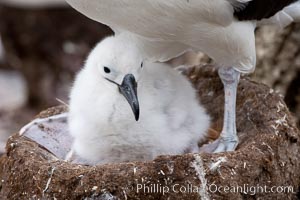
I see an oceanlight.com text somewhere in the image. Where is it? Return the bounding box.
[135,183,295,196]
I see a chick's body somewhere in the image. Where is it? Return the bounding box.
[69,38,209,165]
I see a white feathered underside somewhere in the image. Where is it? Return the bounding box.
[66,0,257,73]
[66,0,235,31]
[66,0,299,73]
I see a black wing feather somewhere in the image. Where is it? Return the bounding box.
[234,0,298,21]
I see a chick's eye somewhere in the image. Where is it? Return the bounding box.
[141,62,144,68]
[103,66,111,73]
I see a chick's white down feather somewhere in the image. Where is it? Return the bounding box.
[68,35,210,164]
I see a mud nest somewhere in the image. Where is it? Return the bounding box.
[0,66,299,199]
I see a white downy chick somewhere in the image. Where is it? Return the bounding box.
[68,35,210,165]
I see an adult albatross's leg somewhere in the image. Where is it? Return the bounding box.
[201,67,240,153]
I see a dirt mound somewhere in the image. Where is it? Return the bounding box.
[0,66,299,199]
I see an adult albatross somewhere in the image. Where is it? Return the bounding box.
[65,0,300,153]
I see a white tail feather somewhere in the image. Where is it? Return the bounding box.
[284,1,300,22]
[258,1,300,28]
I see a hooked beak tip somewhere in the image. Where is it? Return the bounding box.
[134,106,140,121]
[135,115,139,121]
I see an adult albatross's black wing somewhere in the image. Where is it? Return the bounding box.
[233,0,298,20]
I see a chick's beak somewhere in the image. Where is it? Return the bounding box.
[119,74,140,121]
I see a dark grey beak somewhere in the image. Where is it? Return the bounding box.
[119,74,140,121]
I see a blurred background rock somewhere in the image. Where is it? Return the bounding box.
[0,1,113,153]
[255,24,300,129]
[0,1,299,154]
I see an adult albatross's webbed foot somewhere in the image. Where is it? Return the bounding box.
[201,67,240,153]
